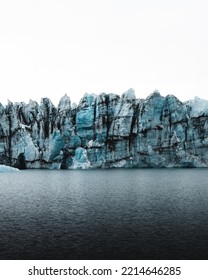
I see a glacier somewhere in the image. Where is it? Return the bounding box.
[1,89,208,169]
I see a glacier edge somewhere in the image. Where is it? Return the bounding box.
[1,90,208,169]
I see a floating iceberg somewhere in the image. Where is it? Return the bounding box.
[0,165,20,173]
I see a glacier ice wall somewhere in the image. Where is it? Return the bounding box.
[1,90,208,169]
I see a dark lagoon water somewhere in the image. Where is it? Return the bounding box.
[0,169,208,260]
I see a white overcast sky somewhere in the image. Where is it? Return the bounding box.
[0,0,208,106]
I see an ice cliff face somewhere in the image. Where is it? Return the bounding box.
[1,89,208,169]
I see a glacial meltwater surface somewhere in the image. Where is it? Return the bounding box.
[0,169,208,259]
